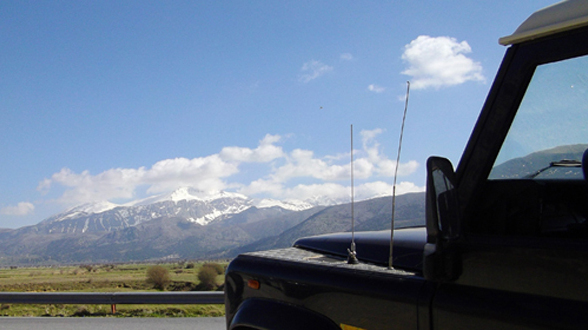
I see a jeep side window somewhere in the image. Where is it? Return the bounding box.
[489,55,588,180]
[474,55,588,238]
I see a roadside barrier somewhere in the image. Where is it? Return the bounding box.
[0,291,224,314]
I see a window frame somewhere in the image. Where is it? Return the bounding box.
[456,26,588,224]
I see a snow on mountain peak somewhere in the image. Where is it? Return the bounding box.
[128,187,248,206]
[169,187,247,202]
[254,198,314,211]
[66,201,119,215]
[51,201,120,222]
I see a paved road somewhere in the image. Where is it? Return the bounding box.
[0,317,225,330]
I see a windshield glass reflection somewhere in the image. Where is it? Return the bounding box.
[490,55,588,180]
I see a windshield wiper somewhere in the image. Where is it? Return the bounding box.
[524,159,582,179]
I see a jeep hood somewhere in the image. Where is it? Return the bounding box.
[293,226,426,272]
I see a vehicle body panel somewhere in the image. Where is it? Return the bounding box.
[294,227,426,271]
[225,247,430,330]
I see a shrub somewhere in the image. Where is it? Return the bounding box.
[202,262,224,275]
[146,265,171,290]
[102,264,116,270]
[197,267,218,290]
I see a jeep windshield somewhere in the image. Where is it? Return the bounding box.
[489,54,588,180]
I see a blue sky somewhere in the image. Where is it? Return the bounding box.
[0,0,556,228]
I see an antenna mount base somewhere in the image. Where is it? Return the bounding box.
[347,249,359,264]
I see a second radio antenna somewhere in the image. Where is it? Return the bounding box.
[389,81,410,270]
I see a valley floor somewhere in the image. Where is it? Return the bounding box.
[0,262,225,317]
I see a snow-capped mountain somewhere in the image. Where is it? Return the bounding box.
[41,187,316,234]
[0,191,425,265]
[127,187,249,207]
[48,201,119,221]
[253,198,314,211]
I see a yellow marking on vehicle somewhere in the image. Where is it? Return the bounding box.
[340,324,366,330]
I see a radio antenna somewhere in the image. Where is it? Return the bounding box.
[348,124,359,264]
[389,81,410,270]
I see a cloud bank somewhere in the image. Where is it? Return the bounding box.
[368,84,386,93]
[35,130,423,209]
[0,202,35,216]
[299,60,334,83]
[401,35,485,90]
[340,53,354,61]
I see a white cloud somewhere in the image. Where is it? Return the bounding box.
[0,202,35,216]
[38,155,239,206]
[238,178,284,197]
[376,159,420,177]
[264,128,418,183]
[220,134,285,163]
[37,130,422,209]
[299,60,333,83]
[401,35,485,90]
[360,128,419,177]
[340,53,354,61]
[271,148,349,182]
[283,183,350,204]
[239,128,420,202]
[368,84,386,93]
[356,181,424,200]
[360,128,383,143]
[144,155,237,194]
[268,180,424,206]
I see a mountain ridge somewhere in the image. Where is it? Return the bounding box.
[0,188,426,265]
[44,187,317,230]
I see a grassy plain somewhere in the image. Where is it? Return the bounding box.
[0,262,227,317]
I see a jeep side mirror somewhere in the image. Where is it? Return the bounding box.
[426,156,460,242]
[423,156,461,281]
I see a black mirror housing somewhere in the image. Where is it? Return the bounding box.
[424,156,462,281]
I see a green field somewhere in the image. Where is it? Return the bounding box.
[0,262,226,317]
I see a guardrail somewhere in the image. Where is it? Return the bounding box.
[0,291,224,314]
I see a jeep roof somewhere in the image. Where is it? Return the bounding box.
[500,0,588,45]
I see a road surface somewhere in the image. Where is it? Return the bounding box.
[0,317,225,330]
